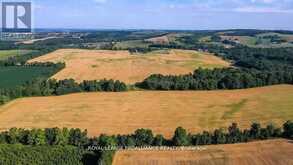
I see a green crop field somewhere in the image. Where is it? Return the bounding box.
[0,50,36,61]
[114,40,151,49]
[0,66,57,88]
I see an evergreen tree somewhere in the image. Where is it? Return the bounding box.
[172,127,190,146]
[283,121,293,139]
[153,134,165,146]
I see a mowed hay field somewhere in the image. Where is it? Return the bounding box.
[28,49,230,84]
[0,85,292,137]
[145,35,170,44]
[113,139,293,165]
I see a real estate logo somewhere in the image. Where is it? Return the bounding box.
[1,2,32,33]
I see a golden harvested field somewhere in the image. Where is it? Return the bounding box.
[0,85,292,137]
[113,139,293,165]
[28,49,230,84]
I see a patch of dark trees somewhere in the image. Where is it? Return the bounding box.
[136,68,293,90]
[210,47,293,70]
[127,47,163,54]
[0,121,292,165]
[0,78,127,105]
[219,29,293,37]
[80,31,168,42]
[0,41,17,50]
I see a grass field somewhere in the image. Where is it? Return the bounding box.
[220,35,257,46]
[113,139,293,165]
[0,66,57,88]
[28,49,230,84]
[0,50,35,61]
[0,85,292,137]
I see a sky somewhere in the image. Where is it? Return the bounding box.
[1,0,293,30]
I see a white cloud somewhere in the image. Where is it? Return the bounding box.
[234,6,293,13]
[187,0,293,13]
[250,0,275,3]
[94,0,107,4]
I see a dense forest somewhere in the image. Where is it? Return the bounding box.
[137,67,293,90]
[0,121,292,165]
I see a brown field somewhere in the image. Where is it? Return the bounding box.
[145,35,170,44]
[113,139,293,165]
[0,85,292,137]
[28,49,230,84]
[146,33,191,44]
[282,35,293,42]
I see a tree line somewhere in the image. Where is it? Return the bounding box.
[0,121,292,165]
[0,78,127,105]
[136,67,293,90]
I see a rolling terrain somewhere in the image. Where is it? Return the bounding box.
[113,139,293,165]
[28,49,230,84]
[217,32,293,48]
[0,85,292,137]
[1,29,293,164]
